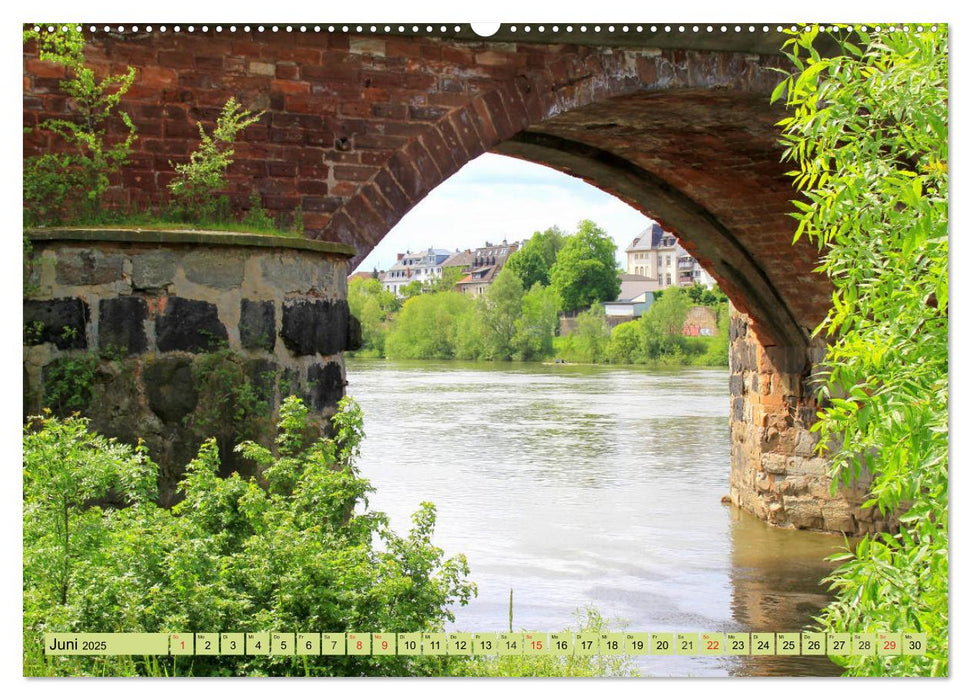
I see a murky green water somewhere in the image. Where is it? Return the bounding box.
[346,358,846,677]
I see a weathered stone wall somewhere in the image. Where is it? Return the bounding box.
[23,229,357,503]
[727,306,894,535]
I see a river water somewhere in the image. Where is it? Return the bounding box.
[346,358,846,677]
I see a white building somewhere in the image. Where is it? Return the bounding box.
[381,248,452,296]
[625,221,716,289]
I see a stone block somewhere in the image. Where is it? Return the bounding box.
[728,373,745,396]
[788,456,829,478]
[55,249,124,286]
[822,502,858,534]
[793,428,819,457]
[755,472,773,493]
[280,298,348,357]
[183,249,245,289]
[239,299,276,351]
[778,475,810,495]
[132,250,177,290]
[783,496,824,530]
[261,253,335,294]
[24,297,89,349]
[156,297,228,352]
[307,361,344,410]
[99,297,148,357]
[144,356,199,423]
[761,453,788,475]
[731,397,745,423]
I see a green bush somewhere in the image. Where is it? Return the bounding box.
[776,25,948,676]
[24,397,476,677]
[41,353,98,415]
[384,292,475,360]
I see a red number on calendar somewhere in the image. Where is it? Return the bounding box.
[707,640,718,650]
[381,641,388,650]
[884,640,896,651]
[356,640,363,650]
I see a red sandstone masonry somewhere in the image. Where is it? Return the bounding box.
[24,30,828,341]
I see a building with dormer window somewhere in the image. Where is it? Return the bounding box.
[380,247,452,296]
[625,221,715,290]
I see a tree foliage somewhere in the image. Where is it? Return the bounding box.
[550,221,621,312]
[505,226,567,288]
[480,266,525,360]
[514,283,560,360]
[24,398,475,677]
[384,292,475,360]
[640,286,690,359]
[775,25,948,676]
[348,277,400,356]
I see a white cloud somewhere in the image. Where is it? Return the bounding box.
[353,154,654,272]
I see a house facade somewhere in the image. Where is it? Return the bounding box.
[625,222,716,289]
[455,241,520,297]
[381,247,452,296]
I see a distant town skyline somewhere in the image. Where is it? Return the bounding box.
[352,153,655,274]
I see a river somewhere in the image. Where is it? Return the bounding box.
[346,358,846,677]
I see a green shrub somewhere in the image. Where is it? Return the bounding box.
[168,98,263,223]
[24,397,476,677]
[42,353,98,415]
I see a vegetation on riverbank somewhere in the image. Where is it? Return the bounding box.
[776,25,948,676]
[349,232,729,368]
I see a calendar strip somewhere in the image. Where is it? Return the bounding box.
[43,631,928,657]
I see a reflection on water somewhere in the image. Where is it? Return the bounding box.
[347,359,845,677]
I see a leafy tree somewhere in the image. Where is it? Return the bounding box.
[775,25,948,676]
[23,25,137,225]
[506,226,567,289]
[514,283,560,360]
[480,267,525,360]
[530,226,568,269]
[640,286,690,359]
[424,266,465,294]
[504,245,549,290]
[606,321,643,365]
[400,280,424,300]
[452,302,487,360]
[571,306,611,363]
[384,292,474,359]
[550,220,621,312]
[686,283,728,307]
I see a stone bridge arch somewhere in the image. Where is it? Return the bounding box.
[23,25,884,533]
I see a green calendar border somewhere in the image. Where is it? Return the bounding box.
[43,631,929,657]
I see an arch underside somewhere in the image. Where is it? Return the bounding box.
[492,89,830,350]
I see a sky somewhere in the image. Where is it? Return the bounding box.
[353,153,656,273]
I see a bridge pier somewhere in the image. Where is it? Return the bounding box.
[727,307,889,535]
